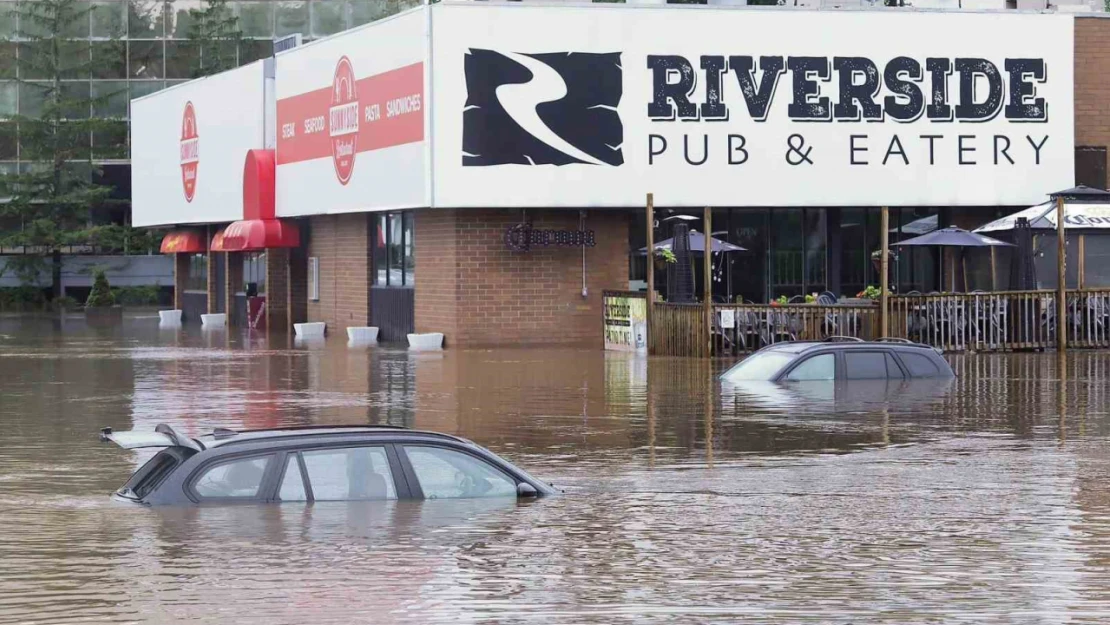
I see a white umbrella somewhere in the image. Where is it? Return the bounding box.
[975,201,1110,233]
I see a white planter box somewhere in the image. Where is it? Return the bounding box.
[294,322,326,338]
[407,332,444,350]
[201,313,226,328]
[158,309,182,324]
[346,326,379,342]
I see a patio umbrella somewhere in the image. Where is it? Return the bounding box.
[893,227,1013,291]
[639,231,747,254]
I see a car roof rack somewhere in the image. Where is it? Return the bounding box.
[823,336,864,343]
[211,423,411,439]
[875,337,914,344]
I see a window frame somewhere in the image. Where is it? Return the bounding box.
[269,444,412,503]
[372,211,414,288]
[895,351,942,379]
[396,444,520,500]
[186,452,279,503]
[842,350,892,380]
[779,352,839,382]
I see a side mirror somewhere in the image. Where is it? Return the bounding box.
[516,482,538,498]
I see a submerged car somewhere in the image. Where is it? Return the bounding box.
[102,424,558,505]
[720,338,954,383]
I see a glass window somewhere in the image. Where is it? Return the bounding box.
[0,125,15,160]
[404,446,517,499]
[302,447,396,501]
[278,455,307,501]
[720,352,795,382]
[374,214,387,286]
[130,80,166,100]
[403,212,414,286]
[18,43,51,80]
[275,1,309,37]
[92,41,128,79]
[771,208,803,299]
[0,82,15,118]
[885,353,904,379]
[59,41,90,80]
[165,1,203,39]
[91,1,127,38]
[308,256,319,301]
[193,455,272,498]
[804,208,827,295]
[311,0,347,36]
[187,253,208,291]
[129,40,164,79]
[62,5,91,38]
[128,0,166,38]
[238,1,275,38]
[785,353,835,381]
[0,43,14,80]
[18,82,48,119]
[120,448,189,499]
[92,81,129,119]
[164,40,200,79]
[900,353,940,378]
[350,0,390,27]
[93,121,129,160]
[60,82,91,119]
[239,39,273,65]
[388,212,403,286]
[844,351,887,380]
[0,3,15,38]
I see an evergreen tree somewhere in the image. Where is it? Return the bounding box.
[187,0,243,78]
[85,267,114,307]
[0,0,122,297]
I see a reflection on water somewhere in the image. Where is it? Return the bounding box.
[3,315,1110,623]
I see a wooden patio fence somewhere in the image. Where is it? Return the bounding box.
[646,289,1110,357]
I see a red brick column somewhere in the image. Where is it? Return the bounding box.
[173,253,189,311]
[266,247,290,335]
[206,238,218,314]
[288,238,308,330]
[226,252,243,327]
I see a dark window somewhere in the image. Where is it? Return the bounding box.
[301,447,396,501]
[404,446,516,499]
[885,353,904,379]
[91,41,128,79]
[900,352,940,378]
[278,454,308,501]
[186,253,207,292]
[120,448,192,499]
[784,353,835,381]
[243,251,266,295]
[1076,147,1107,190]
[193,455,273,498]
[844,351,887,379]
[128,40,164,79]
[373,211,414,287]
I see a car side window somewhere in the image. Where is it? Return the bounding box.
[278,455,307,502]
[301,447,396,501]
[900,352,940,378]
[844,352,887,379]
[193,455,273,499]
[403,446,517,499]
[784,354,835,381]
[885,353,905,378]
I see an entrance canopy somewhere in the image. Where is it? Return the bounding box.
[976,201,1110,232]
[220,219,300,252]
[159,229,206,254]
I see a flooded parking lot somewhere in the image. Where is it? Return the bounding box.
[3,315,1110,623]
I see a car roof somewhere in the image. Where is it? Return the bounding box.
[759,339,941,356]
[197,425,470,449]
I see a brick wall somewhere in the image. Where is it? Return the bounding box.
[226,252,243,327]
[415,209,629,348]
[173,253,188,310]
[305,213,373,332]
[1076,17,1110,168]
[266,247,290,334]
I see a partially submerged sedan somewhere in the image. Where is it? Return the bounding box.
[102,424,557,505]
[720,338,955,383]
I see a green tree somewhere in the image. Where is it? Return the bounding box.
[85,267,114,307]
[0,0,124,297]
[187,0,243,78]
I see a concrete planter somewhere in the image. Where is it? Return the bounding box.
[346,326,379,343]
[201,313,226,328]
[407,332,444,350]
[86,306,123,323]
[158,309,183,324]
[294,322,326,338]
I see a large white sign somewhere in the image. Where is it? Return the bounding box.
[275,8,428,217]
[431,4,1074,208]
[131,62,268,227]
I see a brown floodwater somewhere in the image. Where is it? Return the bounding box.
[3,313,1110,624]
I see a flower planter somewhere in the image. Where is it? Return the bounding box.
[346,327,379,343]
[158,309,182,324]
[407,332,444,350]
[201,313,226,328]
[294,322,326,338]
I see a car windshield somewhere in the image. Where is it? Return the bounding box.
[721,352,797,382]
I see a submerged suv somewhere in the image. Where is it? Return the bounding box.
[720,338,954,383]
[102,424,558,506]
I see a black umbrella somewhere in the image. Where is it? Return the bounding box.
[893,227,1013,292]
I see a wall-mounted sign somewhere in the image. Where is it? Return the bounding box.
[504,223,596,252]
[604,292,647,353]
[273,33,302,54]
[431,4,1074,208]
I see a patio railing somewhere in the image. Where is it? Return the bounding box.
[645,289,1110,357]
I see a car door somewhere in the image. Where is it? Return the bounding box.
[396,444,520,500]
[270,444,412,502]
[779,352,838,382]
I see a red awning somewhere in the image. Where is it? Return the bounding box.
[220,219,300,252]
[160,229,207,254]
[210,228,228,252]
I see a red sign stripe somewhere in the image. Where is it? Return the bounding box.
[277,62,424,167]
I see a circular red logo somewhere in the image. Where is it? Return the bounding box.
[330,56,359,185]
[180,101,199,203]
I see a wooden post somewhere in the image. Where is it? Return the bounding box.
[1057,195,1066,352]
[703,206,712,357]
[990,248,997,291]
[646,193,655,355]
[1078,234,1086,290]
[880,206,890,338]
